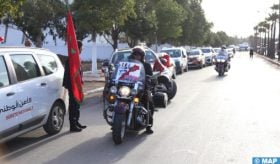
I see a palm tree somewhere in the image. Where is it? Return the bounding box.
[253,25,259,51]
[267,13,278,59]
[270,4,280,60]
[263,21,270,55]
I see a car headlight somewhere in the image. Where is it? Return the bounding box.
[109,86,117,94]
[119,86,131,97]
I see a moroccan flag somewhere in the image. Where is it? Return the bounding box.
[0,36,4,43]
[66,10,84,103]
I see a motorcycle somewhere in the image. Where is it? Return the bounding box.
[215,54,230,76]
[103,59,155,144]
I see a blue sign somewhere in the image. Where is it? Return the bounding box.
[253,157,280,164]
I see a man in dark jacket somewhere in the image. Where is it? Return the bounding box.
[63,40,87,132]
[130,46,155,134]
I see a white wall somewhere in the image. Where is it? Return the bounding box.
[0,25,130,61]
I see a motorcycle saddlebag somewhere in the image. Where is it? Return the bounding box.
[153,92,168,107]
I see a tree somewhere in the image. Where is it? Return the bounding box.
[267,13,278,58]
[0,0,24,18]
[155,0,185,44]
[124,0,157,47]
[71,0,135,50]
[13,0,66,47]
[180,0,212,46]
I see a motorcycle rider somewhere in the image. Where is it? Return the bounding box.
[216,46,230,69]
[129,46,155,134]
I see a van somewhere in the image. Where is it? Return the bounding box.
[0,47,68,143]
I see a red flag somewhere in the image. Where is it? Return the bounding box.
[0,36,4,43]
[66,10,84,103]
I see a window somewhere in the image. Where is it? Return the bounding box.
[145,51,156,64]
[10,54,40,81]
[0,56,10,87]
[37,54,58,75]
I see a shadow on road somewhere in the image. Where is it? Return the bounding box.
[0,129,70,160]
[46,130,149,164]
[203,74,228,83]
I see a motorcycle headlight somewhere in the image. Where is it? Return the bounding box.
[109,86,117,94]
[119,86,131,97]
[217,59,225,62]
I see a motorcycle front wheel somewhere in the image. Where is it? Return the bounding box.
[112,113,126,145]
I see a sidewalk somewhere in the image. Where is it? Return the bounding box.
[257,54,280,67]
[83,70,105,96]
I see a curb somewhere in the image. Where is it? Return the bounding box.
[84,87,104,95]
[257,54,280,67]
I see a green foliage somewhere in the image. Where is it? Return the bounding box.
[155,0,185,43]
[0,0,24,18]
[124,0,157,47]
[13,0,65,47]
[71,0,135,47]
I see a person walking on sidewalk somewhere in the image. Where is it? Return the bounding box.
[63,40,87,132]
[249,48,254,59]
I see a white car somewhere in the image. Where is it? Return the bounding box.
[201,47,215,65]
[160,47,188,74]
[0,47,68,143]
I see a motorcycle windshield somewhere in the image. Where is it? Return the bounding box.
[216,53,227,60]
[112,59,146,84]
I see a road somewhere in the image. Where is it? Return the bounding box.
[1,52,280,164]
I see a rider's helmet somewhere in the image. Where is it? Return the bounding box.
[221,45,226,50]
[131,46,145,62]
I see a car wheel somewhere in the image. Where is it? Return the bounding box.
[172,71,176,79]
[184,65,188,72]
[43,101,65,135]
[168,80,177,100]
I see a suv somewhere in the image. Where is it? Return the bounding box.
[201,47,215,65]
[160,47,188,74]
[0,47,67,143]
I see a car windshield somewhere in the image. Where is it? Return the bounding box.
[188,50,200,56]
[214,48,221,53]
[161,50,181,58]
[201,49,211,53]
[111,51,132,64]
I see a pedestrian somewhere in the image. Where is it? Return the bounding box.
[249,49,254,59]
[63,40,87,132]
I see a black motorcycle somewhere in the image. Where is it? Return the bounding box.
[215,54,230,76]
[103,59,155,144]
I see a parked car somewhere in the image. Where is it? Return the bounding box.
[213,47,221,55]
[160,47,188,74]
[0,47,68,143]
[187,49,205,69]
[201,47,215,65]
[226,48,234,58]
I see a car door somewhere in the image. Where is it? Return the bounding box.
[9,53,47,122]
[35,53,65,117]
[0,54,27,133]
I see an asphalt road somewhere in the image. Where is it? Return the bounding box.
[1,52,280,164]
